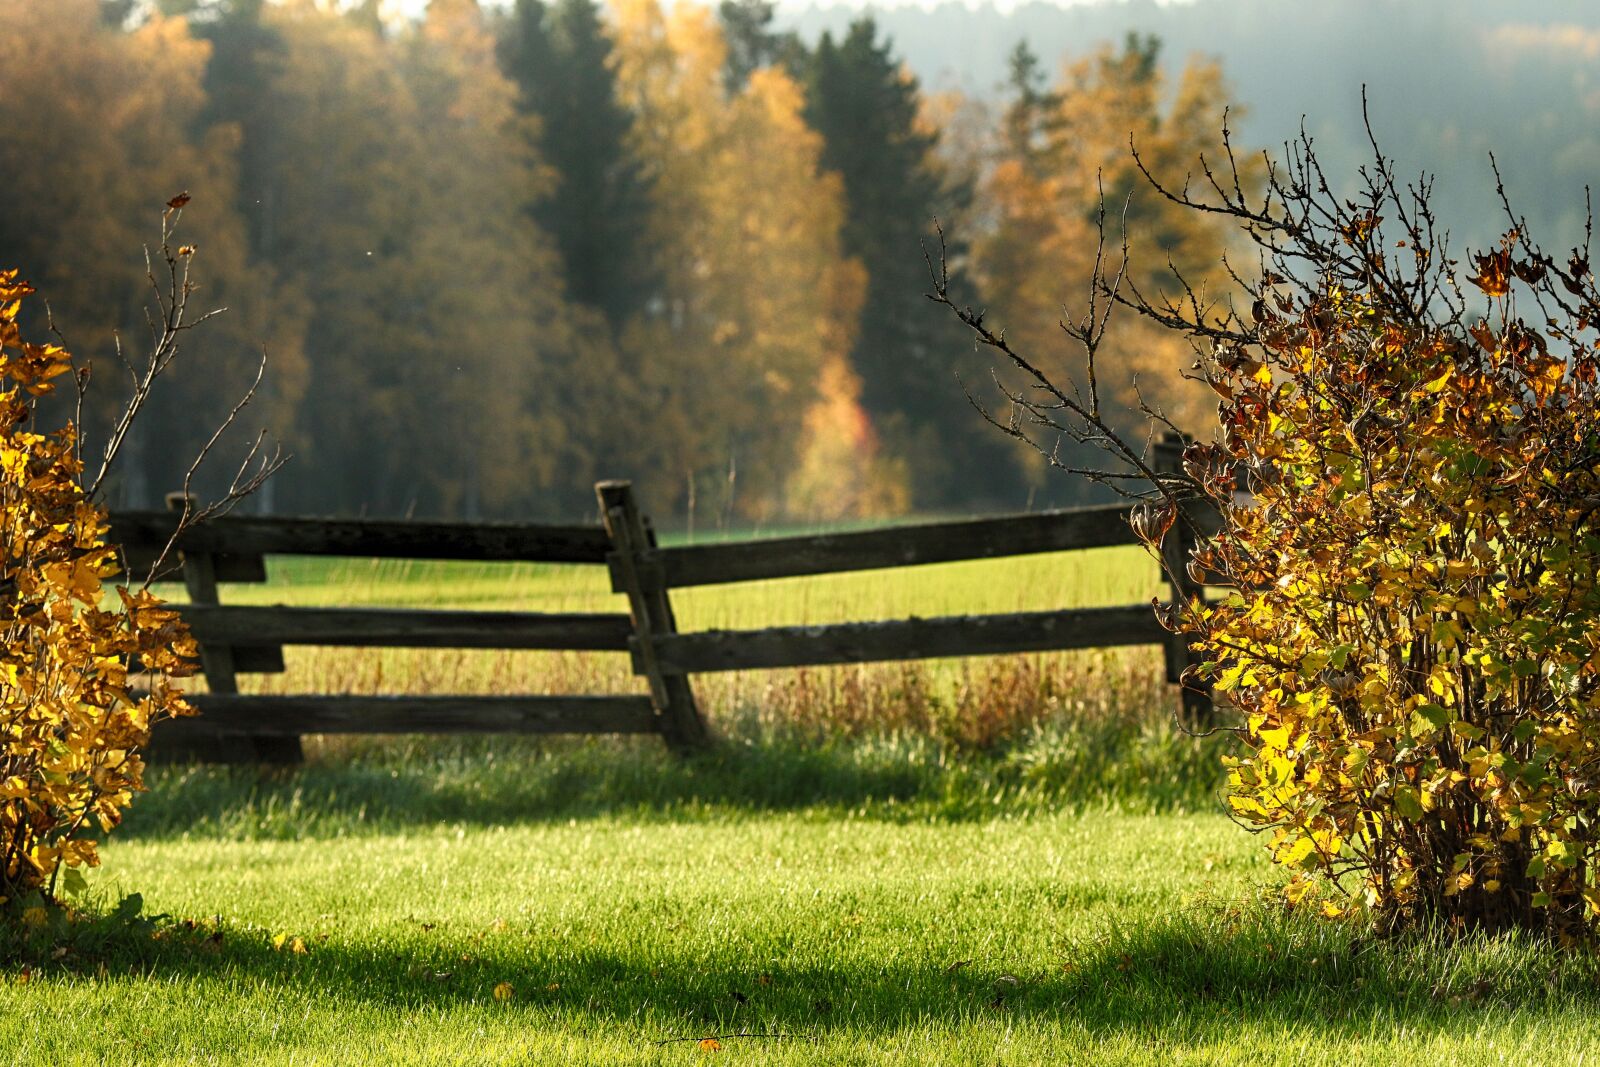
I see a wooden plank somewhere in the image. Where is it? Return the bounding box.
[648,605,1166,674]
[176,605,635,651]
[162,494,302,764]
[598,481,708,752]
[1153,432,1213,727]
[650,502,1141,590]
[154,694,658,736]
[106,512,611,564]
[120,548,266,584]
[232,646,287,674]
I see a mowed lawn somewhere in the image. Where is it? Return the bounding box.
[6,547,1598,1063]
[10,791,1600,1066]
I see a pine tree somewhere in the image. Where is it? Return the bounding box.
[715,0,803,91]
[803,19,1026,511]
[496,0,655,329]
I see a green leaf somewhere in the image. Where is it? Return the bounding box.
[1393,786,1424,821]
[61,866,89,899]
[1415,703,1451,730]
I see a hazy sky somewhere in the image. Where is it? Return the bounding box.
[387,0,1196,17]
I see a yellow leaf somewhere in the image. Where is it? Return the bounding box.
[1283,877,1314,905]
[1280,836,1318,868]
[493,982,515,1001]
[1256,725,1290,750]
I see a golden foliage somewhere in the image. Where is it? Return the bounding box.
[1175,229,1600,937]
[975,41,1253,453]
[0,271,195,903]
[610,0,872,519]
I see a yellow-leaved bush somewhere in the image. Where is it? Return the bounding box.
[0,269,196,905]
[1170,223,1600,938]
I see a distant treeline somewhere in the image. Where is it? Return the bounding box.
[0,0,1240,522]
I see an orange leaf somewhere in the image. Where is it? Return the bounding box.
[1468,250,1511,297]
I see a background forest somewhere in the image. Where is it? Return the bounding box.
[7,0,1592,524]
[0,0,1243,523]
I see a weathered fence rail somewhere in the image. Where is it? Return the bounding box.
[115,443,1209,763]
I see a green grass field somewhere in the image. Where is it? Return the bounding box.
[6,550,1599,1064]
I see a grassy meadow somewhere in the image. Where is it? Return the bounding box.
[5,545,1600,1063]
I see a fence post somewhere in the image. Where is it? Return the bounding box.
[596,481,711,753]
[1152,433,1213,727]
[165,493,303,765]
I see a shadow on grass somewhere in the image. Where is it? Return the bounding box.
[124,727,1229,841]
[19,901,1597,1043]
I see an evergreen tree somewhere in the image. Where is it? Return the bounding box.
[1000,41,1057,168]
[715,0,804,91]
[496,0,654,329]
[803,19,1026,511]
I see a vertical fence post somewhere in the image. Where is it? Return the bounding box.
[1152,433,1213,727]
[596,481,710,753]
[165,493,302,765]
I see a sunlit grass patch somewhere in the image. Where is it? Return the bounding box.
[7,805,1598,1065]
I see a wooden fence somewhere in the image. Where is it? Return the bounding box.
[111,440,1208,763]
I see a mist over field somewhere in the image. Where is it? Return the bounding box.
[783,0,1600,248]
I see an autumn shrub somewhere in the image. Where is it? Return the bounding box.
[1162,164,1600,938]
[937,114,1600,939]
[0,270,196,907]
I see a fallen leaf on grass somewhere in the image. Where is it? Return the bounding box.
[698,1038,722,1052]
[493,982,515,1002]
[273,933,308,955]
